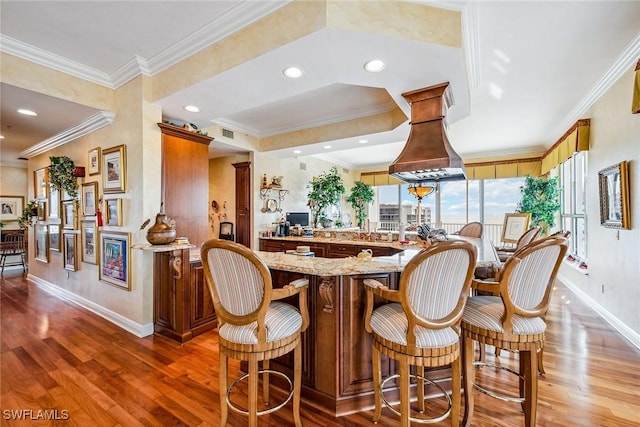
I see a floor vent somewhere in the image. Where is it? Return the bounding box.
[222,128,234,139]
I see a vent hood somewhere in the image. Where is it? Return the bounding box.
[389,82,466,183]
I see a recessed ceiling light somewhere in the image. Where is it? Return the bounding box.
[17,108,38,116]
[184,105,200,113]
[293,149,302,154]
[358,139,368,144]
[364,59,385,73]
[323,145,332,149]
[283,66,303,79]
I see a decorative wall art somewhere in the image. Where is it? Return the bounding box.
[35,224,49,263]
[62,200,77,229]
[49,224,60,252]
[103,145,126,193]
[0,195,24,222]
[63,232,78,271]
[49,186,60,221]
[500,213,531,243]
[34,167,49,200]
[88,147,101,176]
[37,200,47,221]
[105,198,122,226]
[81,182,98,216]
[598,161,630,229]
[80,219,98,264]
[99,231,130,290]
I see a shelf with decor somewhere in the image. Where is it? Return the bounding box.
[259,187,289,213]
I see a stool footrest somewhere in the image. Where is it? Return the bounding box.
[226,369,293,416]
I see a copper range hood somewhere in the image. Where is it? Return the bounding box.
[389,82,466,183]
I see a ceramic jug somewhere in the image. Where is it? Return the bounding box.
[357,248,373,259]
[146,211,177,245]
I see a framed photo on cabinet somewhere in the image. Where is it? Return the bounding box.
[80,219,98,264]
[63,232,78,271]
[103,145,126,193]
[88,147,101,176]
[99,231,130,290]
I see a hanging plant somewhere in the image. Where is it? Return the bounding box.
[516,175,561,235]
[346,181,375,229]
[18,199,38,229]
[49,156,79,199]
[307,166,345,228]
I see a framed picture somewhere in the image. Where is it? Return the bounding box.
[63,232,78,271]
[49,185,60,221]
[598,161,630,229]
[103,145,126,193]
[49,224,61,252]
[0,195,24,222]
[37,200,47,221]
[501,213,531,243]
[62,200,77,229]
[81,182,98,216]
[99,231,130,290]
[35,223,49,263]
[88,147,101,176]
[34,167,49,200]
[80,219,98,264]
[105,198,122,226]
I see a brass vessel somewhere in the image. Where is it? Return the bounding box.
[146,211,176,245]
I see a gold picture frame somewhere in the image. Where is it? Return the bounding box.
[49,224,61,252]
[35,223,49,263]
[80,219,98,264]
[103,145,126,193]
[63,232,78,271]
[500,213,531,244]
[34,167,49,200]
[37,200,47,221]
[81,182,98,216]
[49,185,60,221]
[62,200,77,229]
[598,161,630,229]
[99,231,131,290]
[88,147,101,176]
[105,198,122,226]
[0,195,24,222]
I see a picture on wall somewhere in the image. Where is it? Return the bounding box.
[49,224,61,252]
[81,182,98,216]
[99,231,130,290]
[102,145,126,193]
[598,161,631,229]
[88,147,101,176]
[34,167,49,200]
[105,198,122,226]
[49,185,60,221]
[62,200,77,229]
[0,195,24,222]
[37,200,47,221]
[63,232,78,271]
[35,223,49,263]
[500,213,531,243]
[80,219,98,264]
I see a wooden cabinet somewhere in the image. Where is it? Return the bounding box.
[233,161,251,247]
[259,238,400,259]
[327,243,359,258]
[356,244,402,257]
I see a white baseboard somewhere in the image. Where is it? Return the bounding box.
[27,274,154,338]
[557,273,640,351]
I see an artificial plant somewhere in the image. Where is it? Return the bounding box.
[346,181,375,229]
[18,200,38,229]
[49,156,79,199]
[516,175,561,234]
[307,166,345,227]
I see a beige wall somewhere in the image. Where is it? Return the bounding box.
[558,65,640,340]
[0,165,28,230]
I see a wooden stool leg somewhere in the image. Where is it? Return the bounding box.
[248,353,258,427]
[462,335,474,427]
[372,345,382,423]
[293,342,302,427]
[451,356,461,427]
[537,348,545,375]
[262,359,270,405]
[399,357,410,427]
[219,350,228,427]
[522,349,538,427]
[417,365,425,413]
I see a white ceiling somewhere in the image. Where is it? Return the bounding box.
[1,1,639,171]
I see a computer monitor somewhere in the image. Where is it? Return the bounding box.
[285,212,309,227]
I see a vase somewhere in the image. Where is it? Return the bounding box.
[146,212,177,245]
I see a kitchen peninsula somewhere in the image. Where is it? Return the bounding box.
[252,234,498,416]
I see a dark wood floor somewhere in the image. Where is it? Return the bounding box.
[1,270,639,426]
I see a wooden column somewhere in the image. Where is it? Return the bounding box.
[232,161,251,247]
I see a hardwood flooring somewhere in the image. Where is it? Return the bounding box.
[1,271,639,426]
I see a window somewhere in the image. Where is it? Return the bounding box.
[560,151,587,260]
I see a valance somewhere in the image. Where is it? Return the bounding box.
[540,119,590,174]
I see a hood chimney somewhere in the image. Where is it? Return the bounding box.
[389,82,466,183]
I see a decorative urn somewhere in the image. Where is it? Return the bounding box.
[146,210,177,245]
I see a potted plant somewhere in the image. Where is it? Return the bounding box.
[516,175,561,235]
[18,200,38,229]
[49,156,79,199]
[346,181,375,229]
[307,166,345,228]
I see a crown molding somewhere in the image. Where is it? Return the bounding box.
[20,111,115,159]
[546,32,640,144]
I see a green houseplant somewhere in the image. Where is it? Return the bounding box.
[307,166,345,228]
[18,200,38,229]
[346,181,375,229]
[516,175,561,235]
[49,156,79,199]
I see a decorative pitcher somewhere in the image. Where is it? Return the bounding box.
[146,211,177,245]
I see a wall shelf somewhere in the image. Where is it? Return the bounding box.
[259,187,288,213]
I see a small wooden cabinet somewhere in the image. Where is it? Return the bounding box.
[259,238,401,259]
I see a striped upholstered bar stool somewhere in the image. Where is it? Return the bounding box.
[461,235,568,426]
[201,240,309,427]
[364,240,477,426]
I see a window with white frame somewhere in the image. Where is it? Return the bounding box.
[560,151,587,260]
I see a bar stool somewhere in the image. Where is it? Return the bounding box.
[364,240,477,426]
[201,240,309,427]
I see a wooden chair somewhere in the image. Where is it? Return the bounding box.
[364,240,477,426]
[456,221,483,238]
[0,231,27,276]
[461,235,568,426]
[495,226,541,262]
[200,239,309,427]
